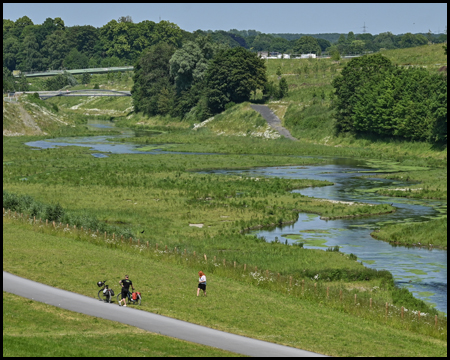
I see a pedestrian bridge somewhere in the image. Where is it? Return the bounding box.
[16,89,131,99]
[13,66,134,78]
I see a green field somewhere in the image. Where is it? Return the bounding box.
[3,292,242,357]
[3,44,447,357]
[3,221,447,357]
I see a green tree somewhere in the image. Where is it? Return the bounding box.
[67,25,99,58]
[329,46,341,61]
[398,33,427,48]
[82,72,91,85]
[350,40,365,54]
[278,77,288,98]
[41,30,70,70]
[3,67,15,91]
[152,20,183,48]
[44,71,78,91]
[337,34,349,54]
[3,19,15,34]
[347,31,355,43]
[101,56,121,67]
[118,15,133,23]
[205,47,267,114]
[271,37,290,53]
[131,20,156,59]
[374,32,396,49]
[17,73,29,91]
[293,36,321,55]
[54,17,65,30]
[131,42,176,116]
[18,33,43,71]
[64,48,89,69]
[251,34,275,51]
[332,53,394,133]
[14,16,34,30]
[3,36,20,71]
[276,66,282,77]
[169,36,220,94]
[316,38,331,52]
[351,66,447,142]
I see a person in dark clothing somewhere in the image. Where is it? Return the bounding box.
[118,275,134,306]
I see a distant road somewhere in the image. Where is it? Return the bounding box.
[250,104,297,141]
[3,272,327,357]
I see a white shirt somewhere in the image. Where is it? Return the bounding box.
[199,275,206,284]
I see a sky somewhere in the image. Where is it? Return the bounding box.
[3,3,447,35]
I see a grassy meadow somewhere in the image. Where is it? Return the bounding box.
[3,44,447,356]
[3,220,447,357]
[3,292,241,357]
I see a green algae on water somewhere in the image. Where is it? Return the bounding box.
[405,269,428,275]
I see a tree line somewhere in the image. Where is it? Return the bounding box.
[332,54,447,144]
[131,38,271,122]
[4,15,447,75]
[3,15,194,73]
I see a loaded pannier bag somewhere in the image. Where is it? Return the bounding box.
[110,289,114,296]
[132,292,137,300]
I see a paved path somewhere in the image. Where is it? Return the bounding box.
[3,272,326,357]
[250,104,297,141]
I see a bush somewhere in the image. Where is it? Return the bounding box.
[45,203,65,222]
[224,101,236,111]
[93,83,100,89]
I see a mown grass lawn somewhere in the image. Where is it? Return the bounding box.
[3,292,242,357]
[3,222,447,357]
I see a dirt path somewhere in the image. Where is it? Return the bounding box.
[250,104,297,141]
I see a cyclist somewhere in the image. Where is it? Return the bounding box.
[118,275,134,307]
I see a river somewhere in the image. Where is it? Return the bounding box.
[24,121,447,314]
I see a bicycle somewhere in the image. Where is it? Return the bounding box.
[97,280,115,303]
[116,289,141,306]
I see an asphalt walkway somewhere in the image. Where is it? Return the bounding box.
[3,271,326,357]
[250,104,297,141]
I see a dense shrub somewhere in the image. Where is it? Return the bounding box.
[333,54,447,143]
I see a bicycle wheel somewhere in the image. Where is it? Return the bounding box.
[106,292,111,303]
[98,289,104,302]
[117,293,121,305]
[137,294,141,305]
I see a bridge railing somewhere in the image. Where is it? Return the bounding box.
[13,66,134,78]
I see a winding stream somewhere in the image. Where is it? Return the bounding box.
[207,165,447,314]
[24,121,447,314]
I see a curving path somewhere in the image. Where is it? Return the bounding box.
[3,272,326,357]
[250,104,297,141]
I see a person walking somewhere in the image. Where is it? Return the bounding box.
[118,274,134,306]
[197,271,207,297]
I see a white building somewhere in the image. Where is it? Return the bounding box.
[299,54,317,59]
[258,51,291,59]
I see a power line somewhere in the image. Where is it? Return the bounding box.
[361,22,368,33]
